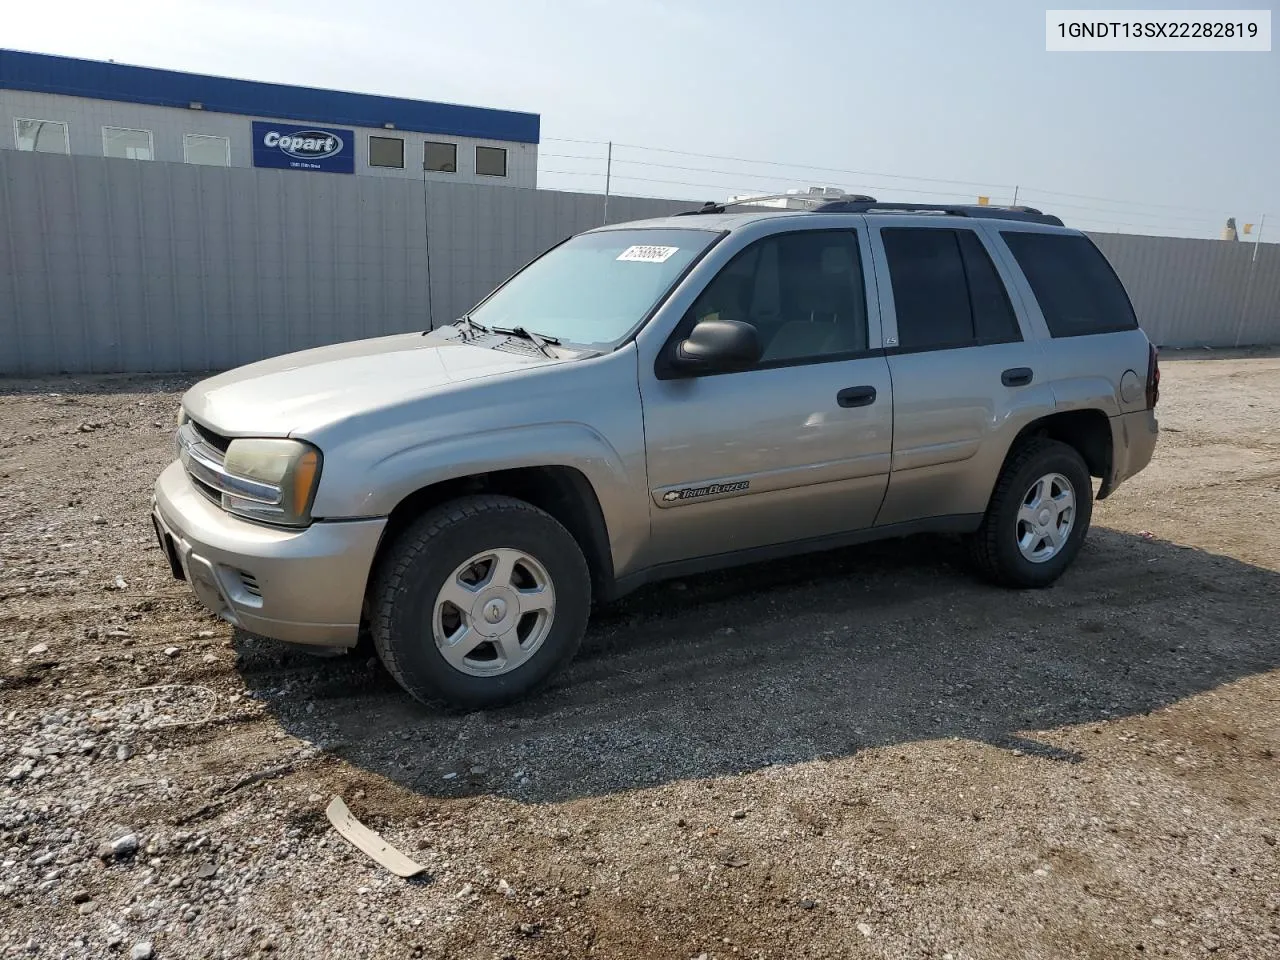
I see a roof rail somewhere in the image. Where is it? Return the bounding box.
[810,199,1064,226]
[677,193,878,215]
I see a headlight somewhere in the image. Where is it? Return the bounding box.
[221,438,322,527]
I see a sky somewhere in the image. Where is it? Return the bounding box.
[7,0,1277,239]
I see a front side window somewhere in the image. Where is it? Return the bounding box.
[686,230,868,364]
[369,135,404,168]
[183,134,230,166]
[882,227,1021,351]
[1001,231,1138,337]
[475,145,507,177]
[424,141,457,173]
[14,118,69,154]
[103,126,153,160]
[468,229,718,348]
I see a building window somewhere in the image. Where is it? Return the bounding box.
[102,126,154,160]
[183,134,230,166]
[424,141,457,173]
[14,118,69,154]
[475,145,507,177]
[368,135,404,169]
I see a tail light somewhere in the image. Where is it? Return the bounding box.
[1145,343,1160,409]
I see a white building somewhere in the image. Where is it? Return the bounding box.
[0,49,540,185]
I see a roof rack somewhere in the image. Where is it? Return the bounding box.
[677,193,878,215]
[676,196,1063,226]
[811,199,1064,226]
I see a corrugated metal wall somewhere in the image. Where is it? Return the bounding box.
[2,150,1277,375]
[2,151,427,374]
[0,151,688,375]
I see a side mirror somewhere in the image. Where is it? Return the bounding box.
[670,318,762,375]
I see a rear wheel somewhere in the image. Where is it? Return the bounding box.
[970,438,1093,588]
[371,495,591,710]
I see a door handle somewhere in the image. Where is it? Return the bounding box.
[1001,367,1034,387]
[836,385,877,408]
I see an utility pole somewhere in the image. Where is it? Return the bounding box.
[602,141,612,225]
[1234,213,1266,347]
[1012,185,1019,207]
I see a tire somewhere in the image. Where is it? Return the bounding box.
[970,438,1093,588]
[370,494,591,711]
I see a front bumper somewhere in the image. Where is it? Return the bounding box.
[151,461,386,647]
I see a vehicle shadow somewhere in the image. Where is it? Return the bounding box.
[235,526,1280,804]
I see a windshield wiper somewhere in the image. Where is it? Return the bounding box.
[492,325,560,359]
[455,315,489,339]
[428,315,489,339]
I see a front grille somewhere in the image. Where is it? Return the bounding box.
[190,419,231,454]
[179,420,228,506]
[190,474,221,506]
[176,421,282,512]
[237,571,261,598]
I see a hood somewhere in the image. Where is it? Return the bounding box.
[183,332,556,437]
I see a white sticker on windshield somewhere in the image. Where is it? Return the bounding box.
[617,244,679,263]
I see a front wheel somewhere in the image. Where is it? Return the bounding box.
[970,438,1093,588]
[370,495,591,710]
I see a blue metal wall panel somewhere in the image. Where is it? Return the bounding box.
[0,49,540,144]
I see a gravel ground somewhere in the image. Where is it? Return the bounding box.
[2,353,1278,960]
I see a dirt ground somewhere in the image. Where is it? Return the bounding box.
[2,352,1278,960]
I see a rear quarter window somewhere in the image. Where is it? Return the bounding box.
[1000,231,1138,338]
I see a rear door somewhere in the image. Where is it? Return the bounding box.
[994,228,1151,419]
[637,224,894,565]
[869,220,1055,526]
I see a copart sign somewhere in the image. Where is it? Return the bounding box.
[252,122,355,173]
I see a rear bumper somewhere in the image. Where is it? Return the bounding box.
[1103,408,1158,497]
[151,461,386,647]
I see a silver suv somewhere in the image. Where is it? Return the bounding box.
[152,198,1160,710]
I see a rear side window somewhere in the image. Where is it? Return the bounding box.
[881,228,1021,351]
[957,231,1020,342]
[1001,231,1138,337]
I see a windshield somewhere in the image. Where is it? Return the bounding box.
[467,228,719,348]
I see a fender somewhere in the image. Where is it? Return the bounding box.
[310,420,649,578]
[1050,375,1123,418]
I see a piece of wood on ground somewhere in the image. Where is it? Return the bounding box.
[325,796,428,878]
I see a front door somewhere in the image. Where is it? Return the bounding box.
[637,227,894,566]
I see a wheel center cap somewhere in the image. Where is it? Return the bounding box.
[1038,509,1052,526]
[482,598,507,624]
